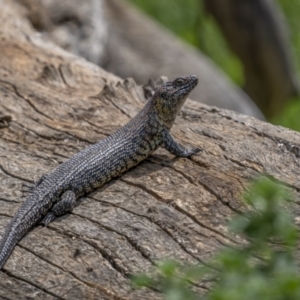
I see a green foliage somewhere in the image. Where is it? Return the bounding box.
[212,178,299,300]
[128,0,243,85]
[278,0,300,73]
[132,260,204,300]
[132,178,300,299]
[129,0,199,46]
[273,0,300,130]
[272,99,300,132]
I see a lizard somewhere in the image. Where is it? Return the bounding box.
[0,75,201,269]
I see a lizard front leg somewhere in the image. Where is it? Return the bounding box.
[162,129,202,157]
[41,190,77,226]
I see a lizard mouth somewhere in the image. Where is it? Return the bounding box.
[188,75,198,88]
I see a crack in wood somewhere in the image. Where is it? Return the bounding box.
[0,79,54,121]
[48,227,128,279]
[12,120,62,142]
[223,155,263,174]
[196,179,243,215]
[71,212,154,265]
[80,119,110,137]
[250,127,300,161]
[0,164,33,183]
[0,213,12,219]
[0,132,70,155]
[32,118,93,144]
[0,197,19,204]
[58,65,72,88]
[0,143,62,164]
[75,115,111,137]
[18,244,124,300]
[148,159,199,186]
[120,179,239,246]
[174,203,240,246]
[100,86,132,119]
[2,269,63,299]
[88,196,208,264]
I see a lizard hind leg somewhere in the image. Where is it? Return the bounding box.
[41,190,77,226]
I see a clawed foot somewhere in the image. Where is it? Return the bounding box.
[184,147,203,157]
[41,212,56,226]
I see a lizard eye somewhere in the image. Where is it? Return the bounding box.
[175,78,185,86]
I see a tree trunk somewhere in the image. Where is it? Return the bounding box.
[203,0,299,118]
[0,0,300,299]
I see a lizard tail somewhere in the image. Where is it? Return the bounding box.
[0,195,43,269]
[0,224,20,269]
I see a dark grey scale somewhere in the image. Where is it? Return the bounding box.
[133,150,147,160]
[138,141,149,153]
[114,163,124,175]
[147,139,156,152]
[141,137,153,152]
[127,157,139,168]
[36,174,47,186]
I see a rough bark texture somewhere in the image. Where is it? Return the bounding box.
[17,0,264,119]
[18,0,107,65]
[1,0,300,299]
[204,0,299,118]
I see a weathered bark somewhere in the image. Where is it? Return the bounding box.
[203,0,299,118]
[1,0,300,299]
[17,0,264,119]
[18,0,107,65]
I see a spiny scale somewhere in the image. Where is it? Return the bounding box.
[0,75,200,269]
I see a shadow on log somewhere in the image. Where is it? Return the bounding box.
[0,0,300,299]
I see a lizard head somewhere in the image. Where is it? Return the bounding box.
[153,75,198,129]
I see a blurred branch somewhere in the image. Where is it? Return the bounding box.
[203,0,300,118]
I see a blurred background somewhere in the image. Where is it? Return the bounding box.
[20,0,300,130]
[127,0,300,130]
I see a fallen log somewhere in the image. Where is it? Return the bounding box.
[1,0,300,299]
